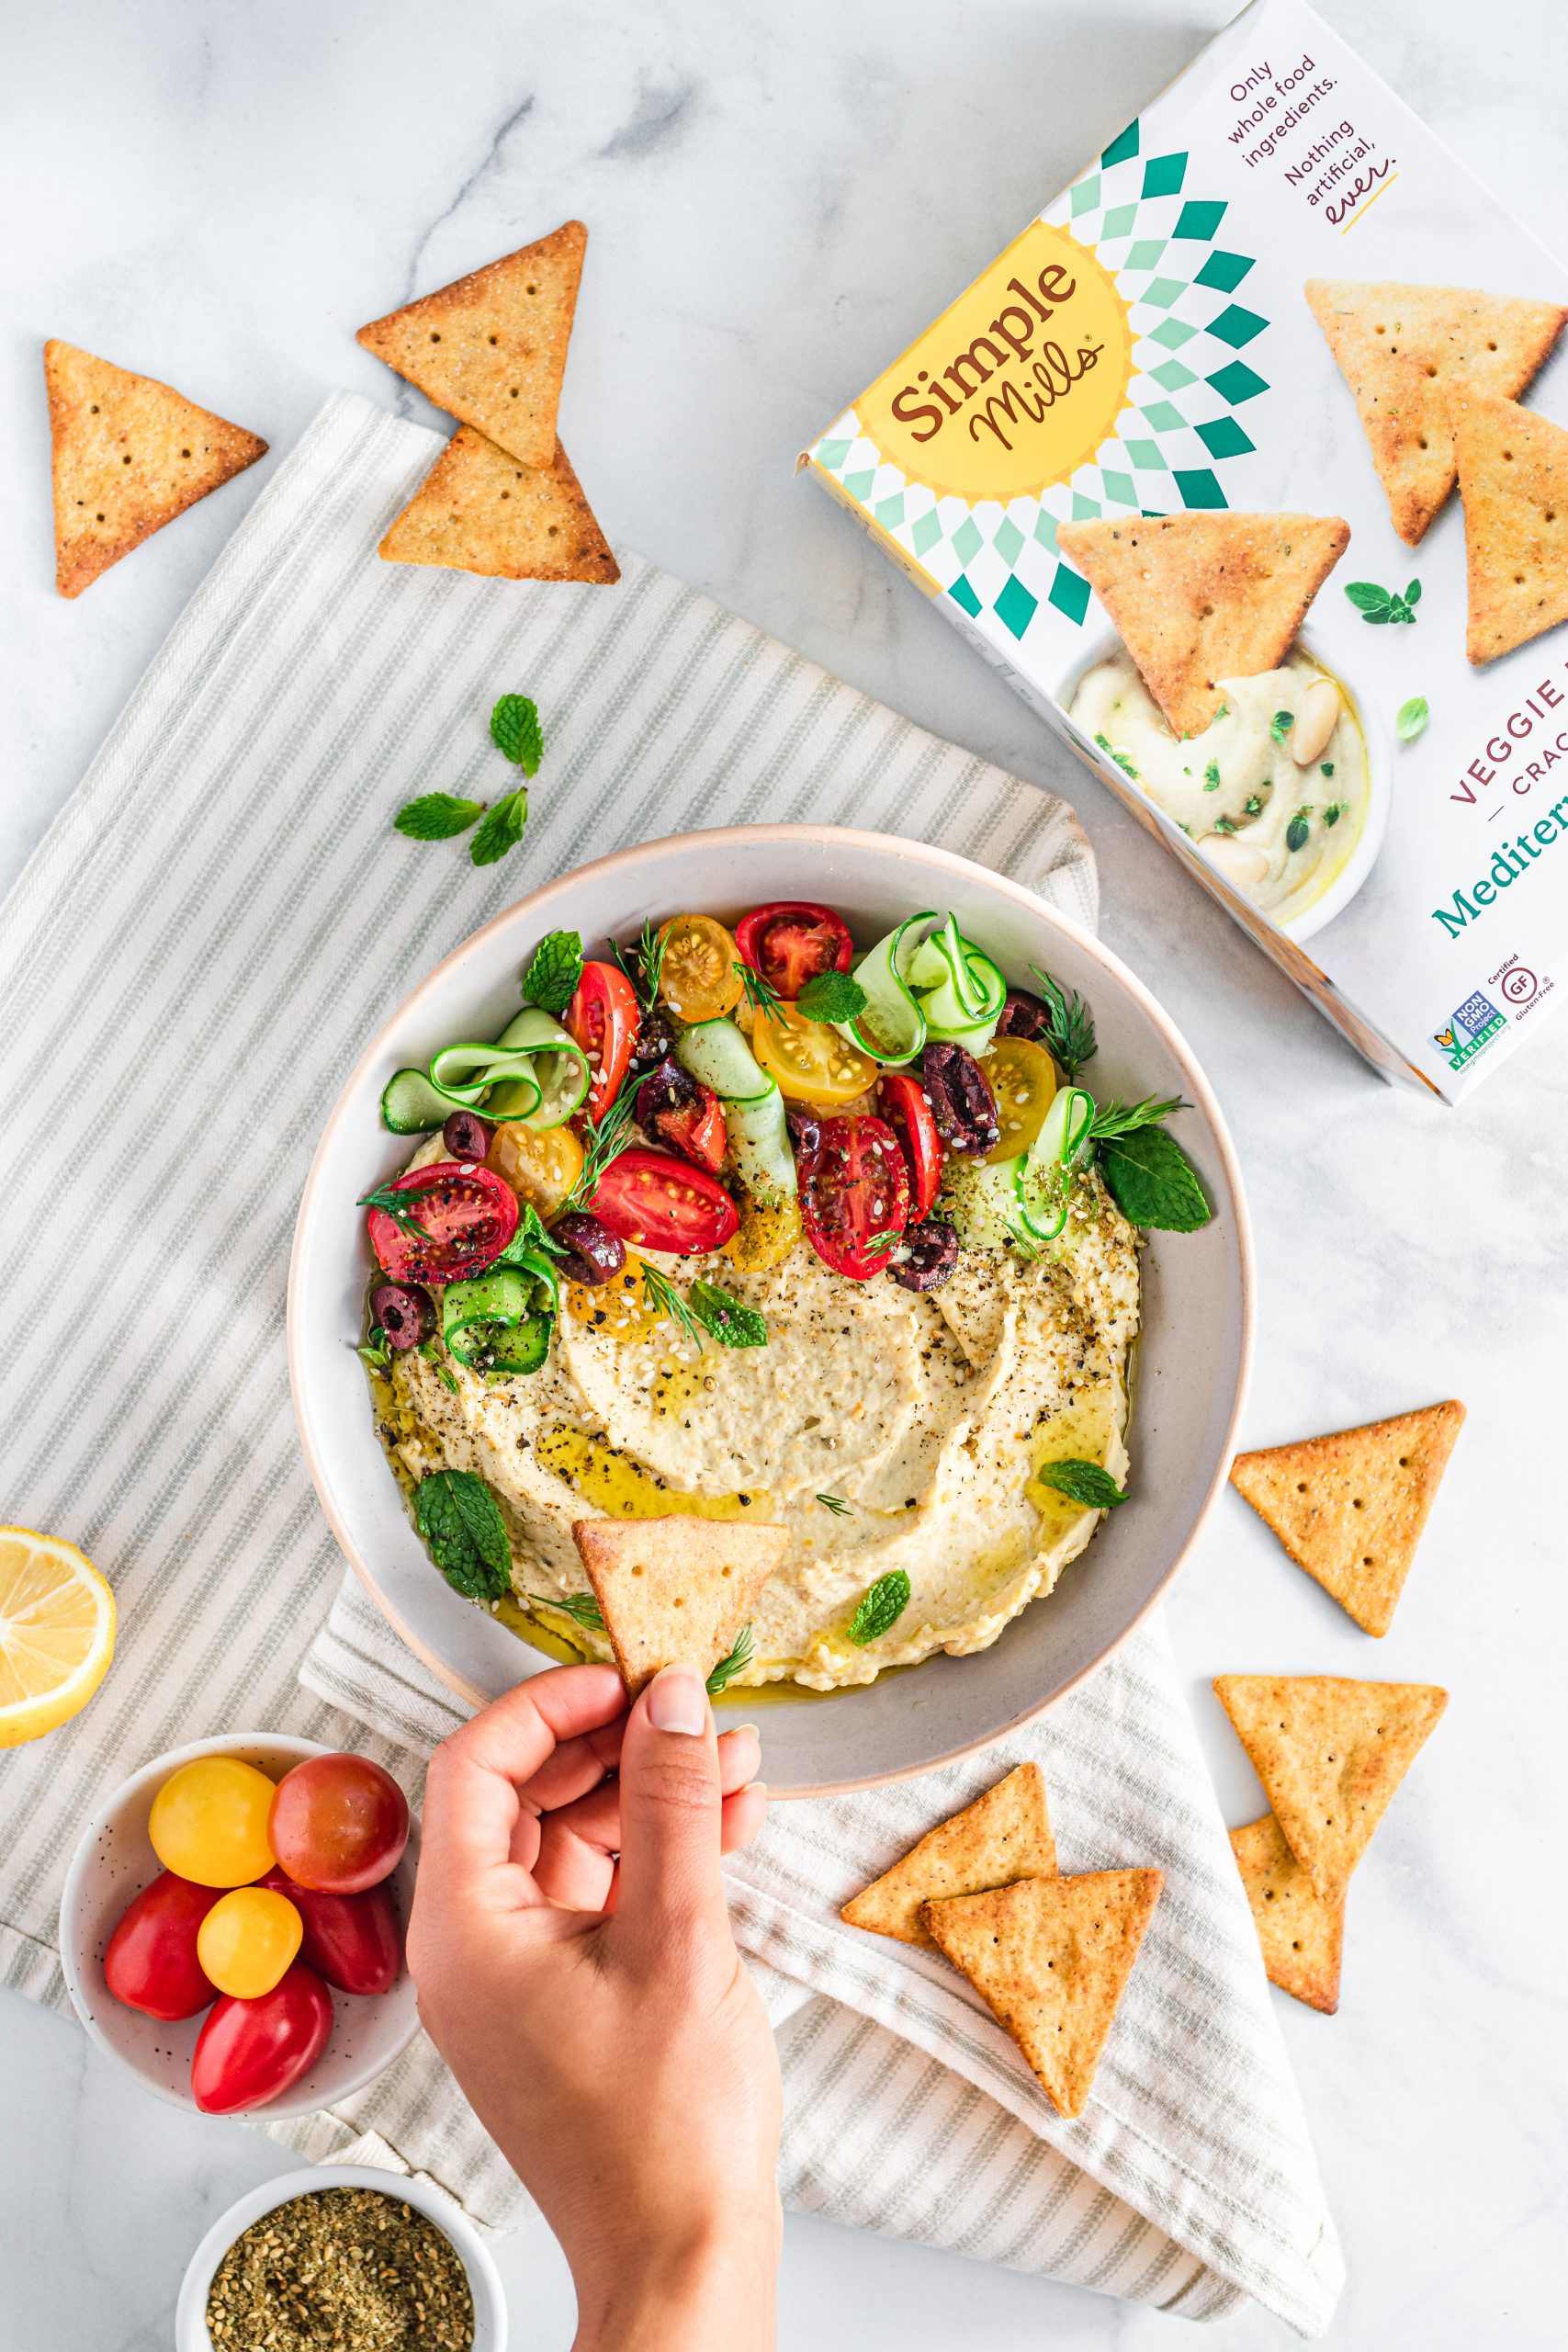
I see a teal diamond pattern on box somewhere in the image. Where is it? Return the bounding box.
[1049,566,1091,623]
[1173,199,1226,240]
[993,514,1025,564]
[1141,152,1187,198]
[1210,305,1267,348]
[1196,415,1255,458]
[1175,469,1226,509]
[994,576,1039,639]
[804,114,1275,635]
[1196,250,1254,292]
[1207,360,1268,402]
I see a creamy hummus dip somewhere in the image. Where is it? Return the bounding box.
[377,1171,1140,1690]
[1070,653,1368,926]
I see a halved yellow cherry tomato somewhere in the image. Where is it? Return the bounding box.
[149,1757,277,1888]
[981,1035,1058,1163]
[487,1120,584,1217]
[197,1885,303,1999]
[750,1003,878,1105]
[565,1254,668,1345]
[724,1191,803,1272]
[656,915,743,1022]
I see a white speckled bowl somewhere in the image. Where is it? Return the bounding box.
[59,1734,419,2115]
[175,2165,505,2352]
[288,825,1252,1794]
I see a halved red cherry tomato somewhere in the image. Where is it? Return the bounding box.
[268,1754,410,1894]
[591,1149,740,1255]
[191,1962,333,2115]
[735,901,853,999]
[648,1088,728,1174]
[877,1072,943,1221]
[565,961,640,1122]
[104,1871,221,2021]
[798,1114,910,1281]
[262,1868,401,1998]
[365,1161,518,1285]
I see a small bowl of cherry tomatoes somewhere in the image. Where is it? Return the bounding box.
[60,1734,419,2118]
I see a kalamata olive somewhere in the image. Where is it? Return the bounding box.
[370,1282,433,1350]
[920,1042,999,1157]
[631,1004,678,1069]
[442,1110,494,1162]
[785,1108,823,1161]
[888,1219,960,1293]
[553,1210,626,1286]
[995,989,1051,1043]
[636,1057,699,1127]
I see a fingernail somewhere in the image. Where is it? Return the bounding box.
[726,1723,760,1742]
[750,1782,769,1805]
[647,1663,709,1736]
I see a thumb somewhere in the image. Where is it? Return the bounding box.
[613,1662,730,1947]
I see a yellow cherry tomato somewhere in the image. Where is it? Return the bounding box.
[149,1757,277,1888]
[656,915,743,1022]
[565,1254,668,1345]
[981,1035,1058,1163]
[486,1119,584,1217]
[724,1191,802,1273]
[197,1885,302,1999]
[750,1002,878,1106]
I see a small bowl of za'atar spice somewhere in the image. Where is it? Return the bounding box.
[175,2166,507,2352]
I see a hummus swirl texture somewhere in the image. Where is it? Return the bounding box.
[379,1171,1141,1690]
[1070,652,1368,924]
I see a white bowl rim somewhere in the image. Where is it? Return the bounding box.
[1054,625,1392,944]
[59,1732,420,2116]
[288,821,1254,1794]
[173,2162,507,2352]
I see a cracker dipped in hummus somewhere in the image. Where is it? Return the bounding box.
[358,899,1212,1693]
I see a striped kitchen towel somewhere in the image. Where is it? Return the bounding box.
[0,392,1337,2334]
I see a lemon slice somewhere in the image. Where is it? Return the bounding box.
[0,1527,116,1747]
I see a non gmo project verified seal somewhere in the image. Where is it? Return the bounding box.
[1432,989,1506,1069]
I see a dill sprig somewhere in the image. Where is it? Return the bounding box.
[563,1087,639,1211]
[816,1491,852,1517]
[1085,1093,1189,1143]
[553,1590,605,1631]
[706,1622,755,1695]
[1029,967,1098,1081]
[611,920,667,1011]
[639,1263,705,1351]
[356,1181,433,1238]
[734,958,786,1024]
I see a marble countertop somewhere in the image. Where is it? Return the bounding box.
[4,1,1565,2344]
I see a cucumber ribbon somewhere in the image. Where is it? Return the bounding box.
[835,911,934,1066]
[441,1245,559,1377]
[383,1006,590,1136]
[906,915,1006,1053]
[1010,1086,1095,1243]
[675,1018,796,1204]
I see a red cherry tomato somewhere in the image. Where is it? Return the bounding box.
[590,1148,740,1254]
[565,961,640,1122]
[646,1087,728,1174]
[365,1162,518,1285]
[190,1963,333,2114]
[798,1115,910,1281]
[268,1754,410,1894]
[104,1871,221,2021]
[261,1867,401,1997]
[734,902,853,999]
[877,1072,943,1221]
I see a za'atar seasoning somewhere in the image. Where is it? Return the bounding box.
[205,2186,474,2351]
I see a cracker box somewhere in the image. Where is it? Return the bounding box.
[802,0,1568,1101]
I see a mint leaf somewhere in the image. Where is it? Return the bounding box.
[846,1569,911,1646]
[1033,1457,1127,1510]
[1099,1124,1212,1232]
[796,969,868,1024]
[413,1468,512,1600]
[491,695,543,774]
[1404,578,1422,607]
[1345,580,1393,616]
[1269,709,1294,742]
[1286,811,1311,853]
[689,1279,768,1349]
[524,928,583,1014]
[1396,695,1429,743]
[1203,761,1221,789]
[470,788,528,867]
[707,1622,754,1695]
[395,793,485,841]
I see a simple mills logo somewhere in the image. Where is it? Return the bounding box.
[1432,989,1506,1069]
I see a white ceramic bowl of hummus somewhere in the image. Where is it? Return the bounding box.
[288,826,1251,1795]
[1065,628,1391,944]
